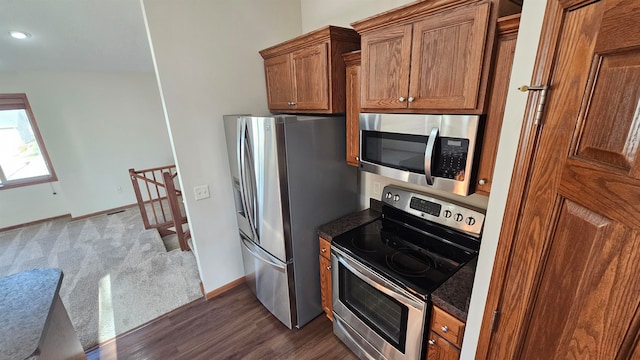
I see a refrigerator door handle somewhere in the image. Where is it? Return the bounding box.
[240,235,286,272]
[238,118,259,241]
[244,125,259,239]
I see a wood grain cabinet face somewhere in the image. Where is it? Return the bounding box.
[260,26,360,114]
[343,51,361,167]
[319,237,333,321]
[356,1,493,113]
[475,14,520,195]
[426,306,465,360]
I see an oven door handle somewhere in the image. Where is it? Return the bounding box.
[424,126,439,186]
[334,250,423,311]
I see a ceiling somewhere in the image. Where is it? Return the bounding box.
[0,0,154,72]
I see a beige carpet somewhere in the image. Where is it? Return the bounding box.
[0,207,202,350]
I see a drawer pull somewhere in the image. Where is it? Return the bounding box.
[326,265,332,270]
[321,248,327,253]
[441,325,449,333]
[428,339,436,345]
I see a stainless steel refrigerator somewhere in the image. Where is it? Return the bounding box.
[223,114,357,329]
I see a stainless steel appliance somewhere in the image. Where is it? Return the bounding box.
[331,185,484,360]
[223,114,357,329]
[359,113,481,196]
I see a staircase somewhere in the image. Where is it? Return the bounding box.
[129,165,191,251]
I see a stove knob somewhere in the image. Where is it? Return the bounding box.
[466,217,476,226]
[454,213,464,222]
[443,210,452,218]
[393,194,400,202]
[385,192,393,199]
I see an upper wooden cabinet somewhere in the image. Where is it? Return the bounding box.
[343,50,361,167]
[352,0,498,114]
[259,26,360,114]
[475,14,520,195]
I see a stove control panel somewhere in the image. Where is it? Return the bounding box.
[381,185,485,237]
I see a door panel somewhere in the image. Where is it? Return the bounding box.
[247,117,287,262]
[483,0,640,359]
[264,54,293,110]
[292,43,329,110]
[575,51,640,172]
[360,23,412,109]
[408,2,490,110]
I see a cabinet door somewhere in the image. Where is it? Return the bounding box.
[360,23,412,110]
[291,43,329,110]
[408,2,490,110]
[476,17,519,196]
[345,58,361,166]
[426,331,460,360]
[264,53,294,110]
[319,255,333,321]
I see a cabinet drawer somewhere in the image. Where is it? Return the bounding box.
[319,237,331,260]
[431,306,465,347]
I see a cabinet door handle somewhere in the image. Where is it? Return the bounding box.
[478,178,487,185]
[326,265,332,270]
[428,339,436,345]
[441,325,449,333]
[398,97,406,102]
[321,248,327,253]
[355,156,359,161]
[408,96,414,103]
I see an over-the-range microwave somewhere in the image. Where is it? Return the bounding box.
[359,113,481,196]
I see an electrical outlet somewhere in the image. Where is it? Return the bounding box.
[193,185,210,200]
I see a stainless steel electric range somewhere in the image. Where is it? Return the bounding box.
[331,185,484,360]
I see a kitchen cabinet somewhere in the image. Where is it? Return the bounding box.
[259,26,360,114]
[318,236,333,321]
[343,50,361,167]
[475,14,520,195]
[352,0,497,114]
[426,306,465,359]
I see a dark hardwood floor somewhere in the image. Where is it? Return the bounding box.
[86,283,358,359]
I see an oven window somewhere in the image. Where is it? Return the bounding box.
[339,264,408,352]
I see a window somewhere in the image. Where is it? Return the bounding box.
[0,94,56,189]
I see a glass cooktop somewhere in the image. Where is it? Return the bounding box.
[332,218,476,299]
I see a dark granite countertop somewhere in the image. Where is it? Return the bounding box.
[432,257,477,321]
[0,268,63,360]
[317,199,382,241]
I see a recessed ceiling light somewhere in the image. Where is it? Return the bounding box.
[9,31,31,40]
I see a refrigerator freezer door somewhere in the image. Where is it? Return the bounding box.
[239,233,294,328]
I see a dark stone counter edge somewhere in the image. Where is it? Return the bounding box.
[317,199,382,241]
[431,257,477,321]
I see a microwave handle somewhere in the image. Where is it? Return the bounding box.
[424,127,439,185]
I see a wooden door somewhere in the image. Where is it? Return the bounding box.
[264,53,294,110]
[319,255,333,321]
[291,42,329,110]
[408,2,490,111]
[360,23,413,110]
[344,51,361,167]
[481,0,640,359]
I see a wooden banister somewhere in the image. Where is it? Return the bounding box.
[129,165,190,251]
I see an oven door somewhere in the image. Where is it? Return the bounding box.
[332,247,428,360]
[359,113,480,196]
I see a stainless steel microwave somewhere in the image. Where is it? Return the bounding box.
[359,113,481,196]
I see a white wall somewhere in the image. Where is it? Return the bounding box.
[141,0,302,293]
[0,72,172,228]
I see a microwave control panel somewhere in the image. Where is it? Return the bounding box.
[435,138,469,181]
